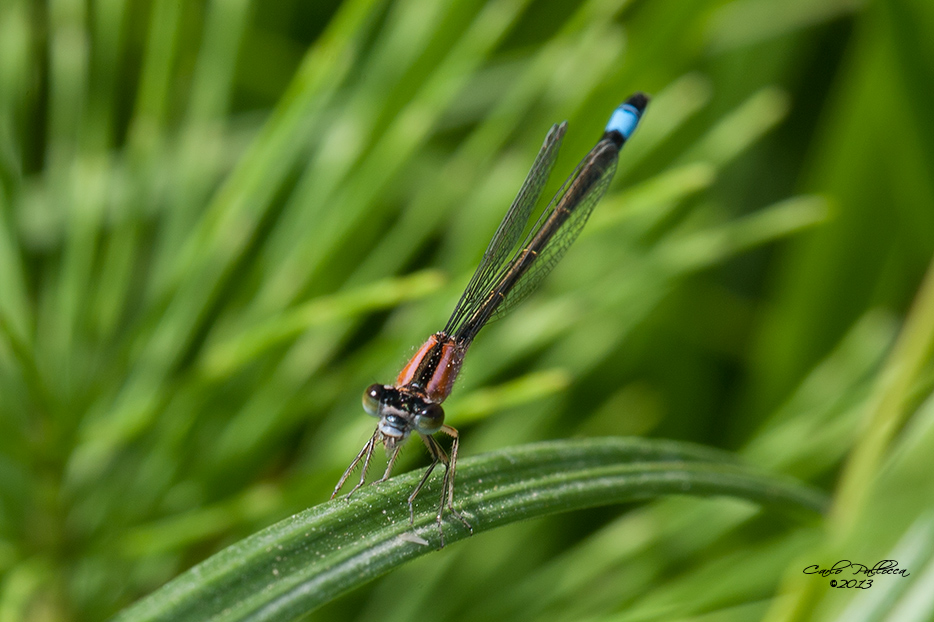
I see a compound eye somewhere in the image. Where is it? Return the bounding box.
[414,403,444,434]
[362,384,384,416]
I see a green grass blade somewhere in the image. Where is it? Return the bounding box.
[65,0,383,489]
[200,269,446,380]
[112,438,824,622]
[832,254,934,533]
[250,0,536,318]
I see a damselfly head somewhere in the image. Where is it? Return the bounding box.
[362,383,446,447]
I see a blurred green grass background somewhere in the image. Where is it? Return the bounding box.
[1,0,934,620]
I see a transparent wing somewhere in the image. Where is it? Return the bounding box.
[491,150,617,321]
[444,122,567,332]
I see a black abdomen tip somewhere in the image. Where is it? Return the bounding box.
[625,92,650,113]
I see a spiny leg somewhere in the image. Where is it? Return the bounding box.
[330,433,373,499]
[348,434,379,497]
[331,430,379,500]
[421,434,451,546]
[441,425,473,533]
[377,443,403,483]
[406,457,440,527]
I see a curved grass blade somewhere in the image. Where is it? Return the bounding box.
[112,438,825,622]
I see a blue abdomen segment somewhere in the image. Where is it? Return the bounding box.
[605,92,649,142]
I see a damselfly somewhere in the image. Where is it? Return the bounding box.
[332,93,649,546]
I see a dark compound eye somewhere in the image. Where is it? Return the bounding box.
[362,384,384,416]
[414,403,444,434]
